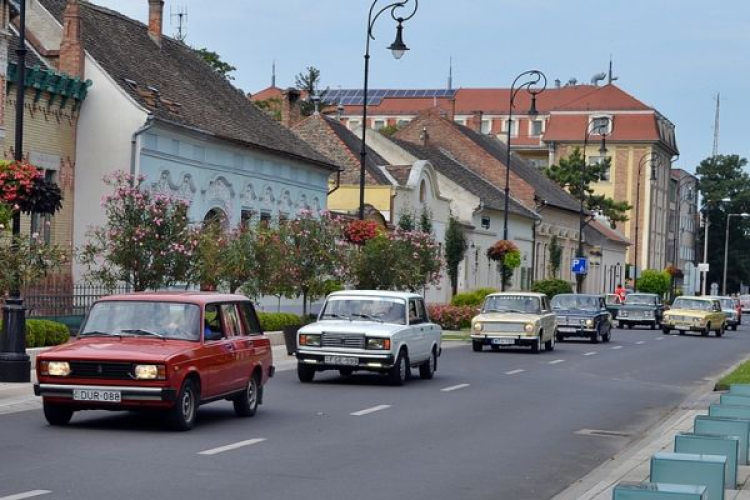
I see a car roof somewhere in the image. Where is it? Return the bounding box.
[327,290,423,300]
[98,291,252,305]
[553,293,603,298]
[486,292,546,299]
[675,296,715,301]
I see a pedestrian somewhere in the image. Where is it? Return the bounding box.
[615,283,627,302]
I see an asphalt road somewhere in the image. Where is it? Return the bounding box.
[2,324,750,500]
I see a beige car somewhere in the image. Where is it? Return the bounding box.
[470,292,556,353]
[662,296,727,337]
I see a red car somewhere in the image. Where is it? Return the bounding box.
[34,292,274,431]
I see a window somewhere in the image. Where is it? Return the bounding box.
[204,304,225,341]
[590,116,611,135]
[480,119,491,134]
[278,212,289,224]
[503,119,517,135]
[530,120,544,136]
[30,170,56,244]
[348,120,361,131]
[238,302,262,335]
[408,299,425,324]
[397,119,410,128]
[373,120,386,130]
[260,211,272,225]
[241,210,256,228]
[419,180,427,202]
[588,156,610,182]
[481,216,490,230]
[221,304,242,337]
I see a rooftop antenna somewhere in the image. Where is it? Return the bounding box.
[448,56,453,90]
[712,93,720,158]
[272,60,276,88]
[607,55,619,84]
[170,5,188,42]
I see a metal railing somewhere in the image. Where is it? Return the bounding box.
[6,283,131,318]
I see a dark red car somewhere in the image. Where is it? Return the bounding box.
[34,292,274,431]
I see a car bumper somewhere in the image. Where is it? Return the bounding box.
[296,349,396,371]
[470,334,540,346]
[618,318,657,324]
[34,383,177,405]
[663,323,704,332]
[554,327,597,337]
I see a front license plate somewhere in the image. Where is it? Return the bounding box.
[324,355,358,366]
[676,325,689,331]
[73,389,121,403]
[491,338,515,346]
[557,327,576,333]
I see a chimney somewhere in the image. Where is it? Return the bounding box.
[59,0,84,78]
[469,110,483,133]
[280,88,302,128]
[148,0,164,47]
[448,96,456,122]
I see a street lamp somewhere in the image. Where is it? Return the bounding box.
[501,70,546,291]
[700,197,730,295]
[722,213,750,295]
[358,0,418,220]
[0,0,29,381]
[575,118,610,293]
[632,153,660,293]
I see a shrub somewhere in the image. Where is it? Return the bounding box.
[531,279,573,299]
[257,312,303,332]
[451,288,498,307]
[1,319,70,348]
[427,304,477,331]
[637,269,671,298]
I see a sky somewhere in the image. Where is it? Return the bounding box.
[91,0,749,175]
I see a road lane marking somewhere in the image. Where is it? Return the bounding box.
[0,492,52,500]
[505,369,524,375]
[583,351,597,356]
[611,346,623,350]
[636,341,646,345]
[351,404,391,416]
[549,359,565,365]
[198,438,266,456]
[441,383,470,392]
[656,337,665,340]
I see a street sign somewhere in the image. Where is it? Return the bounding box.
[571,257,588,275]
[698,263,710,273]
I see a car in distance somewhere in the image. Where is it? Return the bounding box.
[662,296,727,337]
[604,293,623,320]
[714,296,741,331]
[739,295,750,315]
[471,292,556,353]
[616,293,665,330]
[295,291,441,385]
[551,294,612,343]
[34,292,274,431]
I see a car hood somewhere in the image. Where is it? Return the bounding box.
[552,309,598,318]
[474,312,538,323]
[620,304,658,310]
[38,337,196,362]
[299,320,405,336]
[664,308,709,318]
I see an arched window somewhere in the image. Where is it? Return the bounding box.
[419,179,427,202]
[204,208,228,229]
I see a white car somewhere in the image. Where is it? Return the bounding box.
[295,291,442,385]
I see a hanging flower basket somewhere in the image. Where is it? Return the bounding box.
[486,240,520,265]
[344,219,382,245]
[0,161,62,215]
[665,264,684,279]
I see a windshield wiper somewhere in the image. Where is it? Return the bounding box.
[350,313,383,323]
[120,329,165,338]
[79,330,118,337]
[485,308,524,314]
[321,313,351,321]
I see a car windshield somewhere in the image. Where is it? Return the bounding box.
[551,295,600,311]
[320,296,406,324]
[720,299,736,309]
[625,294,657,306]
[604,294,621,305]
[81,301,201,341]
[672,298,713,312]
[483,295,541,314]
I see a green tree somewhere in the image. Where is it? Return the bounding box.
[378,124,400,137]
[696,154,750,293]
[545,147,632,225]
[444,215,468,297]
[636,269,671,298]
[548,235,562,278]
[419,207,433,234]
[253,97,282,121]
[194,48,236,80]
[295,66,328,116]
[397,211,416,231]
[531,278,573,299]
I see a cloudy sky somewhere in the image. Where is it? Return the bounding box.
[91,1,748,175]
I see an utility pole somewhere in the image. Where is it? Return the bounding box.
[712,93,720,158]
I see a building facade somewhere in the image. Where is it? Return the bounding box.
[668,169,699,294]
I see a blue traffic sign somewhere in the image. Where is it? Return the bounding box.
[571,257,589,275]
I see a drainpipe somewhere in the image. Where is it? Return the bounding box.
[327,169,342,196]
[130,115,155,179]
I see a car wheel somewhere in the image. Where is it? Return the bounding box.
[419,349,437,380]
[167,378,198,431]
[590,329,600,343]
[555,332,564,342]
[233,373,260,417]
[650,323,656,330]
[701,324,710,336]
[716,324,725,337]
[603,328,612,343]
[732,324,738,331]
[339,368,354,377]
[43,401,74,426]
[545,334,555,352]
[472,340,483,352]
[388,350,409,386]
[662,327,671,335]
[297,363,316,383]
[531,336,542,353]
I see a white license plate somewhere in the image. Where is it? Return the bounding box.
[73,389,122,403]
[491,338,515,346]
[557,327,577,333]
[324,355,358,366]
[675,325,689,331]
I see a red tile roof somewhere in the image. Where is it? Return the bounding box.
[543,114,661,142]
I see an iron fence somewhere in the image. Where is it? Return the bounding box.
[6,283,132,318]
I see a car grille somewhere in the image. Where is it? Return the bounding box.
[321,333,366,349]
[69,361,133,380]
[668,315,691,324]
[559,316,587,325]
[483,323,526,333]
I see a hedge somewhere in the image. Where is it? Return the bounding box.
[0,319,70,348]
[531,279,573,299]
[257,312,303,332]
[427,304,477,331]
[451,287,498,307]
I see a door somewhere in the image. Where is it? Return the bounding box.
[221,303,248,391]
[407,299,428,362]
[541,296,555,340]
[235,301,269,384]
[202,303,237,397]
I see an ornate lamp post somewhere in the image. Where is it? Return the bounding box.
[501,70,546,291]
[722,213,750,295]
[358,0,418,220]
[632,153,660,293]
[0,0,29,382]
[699,197,730,295]
[575,118,610,293]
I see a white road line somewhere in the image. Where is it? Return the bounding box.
[549,359,565,365]
[505,369,525,375]
[611,346,623,350]
[636,341,646,345]
[0,491,52,500]
[583,351,597,356]
[351,404,391,416]
[198,438,266,456]
[656,337,665,340]
[441,383,470,392]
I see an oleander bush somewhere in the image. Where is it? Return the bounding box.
[427,304,477,331]
[451,287,498,307]
[257,312,303,332]
[531,278,573,299]
[0,319,70,348]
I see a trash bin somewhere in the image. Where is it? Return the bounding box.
[282,325,301,356]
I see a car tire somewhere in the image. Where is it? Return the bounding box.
[650,323,656,330]
[233,373,260,418]
[732,324,738,331]
[388,350,408,386]
[590,330,599,344]
[545,334,555,352]
[662,327,671,335]
[555,332,564,342]
[716,324,725,337]
[531,336,542,354]
[43,401,74,426]
[472,340,483,352]
[701,324,710,336]
[419,349,437,380]
[167,378,198,431]
[297,363,316,383]
[603,328,612,343]
[339,368,354,377]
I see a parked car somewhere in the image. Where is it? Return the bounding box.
[713,296,741,331]
[294,291,441,385]
[34,292,274,431]
[551,294,612,343]
[616,293,665,330]
[740,295,750,314]
[661,296,727,337]
[470,292,556,353]
[604,293,623,319]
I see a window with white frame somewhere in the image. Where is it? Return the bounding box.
[481,216,490,230]
[588,156,611,182]
[348,120,361,131]
[480,119,491,134]
[502,119,517,135]
[530,119,544,136]
[372,120,386,130]
[590,116,612,135]
[397,119,410,128]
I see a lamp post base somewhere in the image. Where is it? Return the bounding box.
[0,298,30,383]
[0,354,31,382]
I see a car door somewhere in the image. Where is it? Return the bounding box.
[202,303,237,397]
[541,296,555,340]
[235,300,271,383]
[221,303,248,391]
[598,297,610,331]
[407,299,427,362]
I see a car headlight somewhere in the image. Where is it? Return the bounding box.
[524,323,534,333]
[134,364,166,380]
[619,310,628,317]
[299,334,321,347]
[585,319,595,327]
[474,323,484,331]
[366,338,391,350]
[41,361,70,377]
[692,318,704,326]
